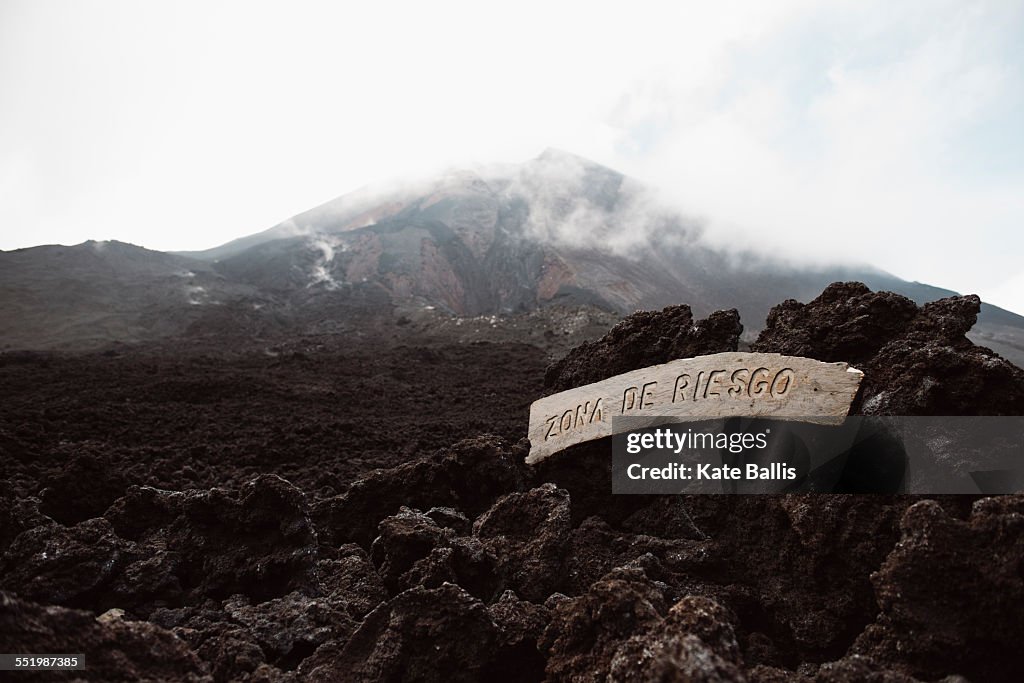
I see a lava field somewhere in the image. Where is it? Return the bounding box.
[2,282,1024,682]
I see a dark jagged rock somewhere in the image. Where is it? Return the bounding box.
[862,290,1024,415]
[368,507,500,600]
[609,633,744,682]
[109,542,185,613]
[531,439,649,526]
[151,603,274,682]
[370,508,455,593]
[363,507,497,605]
[683,495,904,665]
[540,566,669,681]
[0,591,209,682]
[619,496,709,540]
[313,436,528,547]
[4,476,322,618]
[555,495,903,666]
[753,282,1024,415]
[602,595,748,682]
[102,475,319,612]
[314,544,386,618]
[486,590,550,682]
[0,518,130,608]
[222,592,355,670]
[424,506,471,535]
[0,488,50,557]
[541,566,748,683]
[152,589,362,681]
[537,305,744,527]
[152,597,343,681]
[863,335,1024,415]
[103,483,188,542]
[810,655,941,682]
[662,595,744,664]
[399,546,459,590]
[399,535,499,601]
[539,490,899,666]
[528,288,916,668]
[544,305,742,392]
[39,453,128,526]
[298,583,498,683]
[752,283,919,365]
[748,656,943,682]
[852,497,1024,682]
[473,483,572,602]
[563,517,702,597]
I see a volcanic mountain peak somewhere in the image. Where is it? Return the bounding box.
[180,149,634,264]
[2,151,1023,365]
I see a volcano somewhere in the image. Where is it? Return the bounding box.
[2,148,1023,367]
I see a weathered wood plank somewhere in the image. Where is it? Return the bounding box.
[526,352,863,464]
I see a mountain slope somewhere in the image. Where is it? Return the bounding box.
[3,150,1022,365]
[196,149,1024,361]
[0,241,263,350]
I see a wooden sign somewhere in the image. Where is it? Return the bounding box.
[526,352,863,464]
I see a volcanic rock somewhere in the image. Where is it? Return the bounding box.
[39,453,128,526]
[537,305,744,526]
[0,489,50,557]
[0,591,208,682]
[370,507,455,592]
[544,305,742,392]
[103,475,320,611]
[367,507,501,600]
[151,603,276,682]
[852,497,1024,682]
[313,436,528,547]
[298,583,498,683]
[810,655,955,682]
[0,518,130,609]
[752,283,919,365]
[753,282,1024,415]
[424,506,472,534]
[540,565,669,681]
[486,590,550,681]
[314,544,387,618]
[472,483,572,602]
[608,633,744,682]
[561,518,697,597]
[222,592,354,670]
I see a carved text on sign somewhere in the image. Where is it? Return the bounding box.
[527,353,863,464]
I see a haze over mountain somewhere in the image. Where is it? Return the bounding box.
[2,149,1022,366]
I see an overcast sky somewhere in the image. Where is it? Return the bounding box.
[1,0,1022,313]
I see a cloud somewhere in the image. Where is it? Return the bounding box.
[601,0,1024,303]
[494,150,700,258]
[0,0,1020,311]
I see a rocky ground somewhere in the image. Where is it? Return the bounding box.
[2,282,1023,681]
